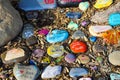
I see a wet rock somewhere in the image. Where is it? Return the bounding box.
[26,36,37,46]
[91,2,120,24]
[79,2,90,11]
[13,64,40,80]
[110,73,120,80]
[0,0,23,47]
[65,53,76,63]
[41,65,62,79]
[78,54,90,64]
[72,30,85,39]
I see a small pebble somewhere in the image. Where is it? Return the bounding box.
[65,53,76,63]
[79,1,90,11]
[29,60,37,65]
[72,30,85,39]
[89,36,97,42]
[38,29,49,36]
[32,49,45,58]
[66,12,82,19]
[96,56,103,63]
[79,77,92,80]
[26,11,38,20]
[110,73,120,80]
[93,44,106,53]
[42,57,51,63]
[78,54,90,64]
[68,21,79,30]
[81,20,90,27]
[26,36,37,46]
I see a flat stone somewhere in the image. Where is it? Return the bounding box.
[46,29,69,43]
[79,77,92,80]
[72,30,85,39]
[79,1,90,11]
[69,68,88,77]
[0,0,23,47]
[65,53,76,63]
[110,73,120,80]
[109,51,120,66]
[91,2,120,24]
[78,54,90,64]
[41,65,62,79]
[13,64,40,80]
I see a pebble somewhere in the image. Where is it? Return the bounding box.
[109,12,120,26]
[96,56,103,63]
[67,21,79,30]
[81,20,90,27]
[69,68,88,77]
[65,53,76,63]
[41,65,62,79]
[66,12,82,19]
[109,51,120,66]
[29,60,37,65]
[38,29,49,36]
[47,45,64,58]
[25,11,38,20]
[26,36,37,46]
[98,76,109,80]
[46,29,69,43]
[79,2,90,11]
[42,57,51,63]
[94,0,113,9]
[89,36,97,42]
[13,64,40,80]
[93,44,106,53]
[1,48,28,64]
[32,49,45,58]
[72,30,85,39]
[22,23,34,39]
[79,77,92,80]
[110,73,120,80]
[70,40,87,53]
[78,54,90,64]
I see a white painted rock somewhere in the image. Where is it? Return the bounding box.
[41,65,62,79]
[0,0,23,47]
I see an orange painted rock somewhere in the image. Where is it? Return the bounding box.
[70,40,87,53]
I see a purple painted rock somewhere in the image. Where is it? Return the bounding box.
[65,54,76,63]
[32,49,45,58]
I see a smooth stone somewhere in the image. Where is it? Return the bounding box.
[55,56,64,63]
[65,54,76,63]
[93,44,107,53]
[68,21,79,30]
[79,2,90,11]
[69,68,88,77]
[26,11,38,20]
[96,56,103,63]
[81,20,90,27]
[22,23,34,39]
[13,64,40,80]
[94,0,113,9]
[110,73,120,80]
[66,12,82,19]
[78,54,90,64]
[26,36,37,46]
[41,65,62,79]
[1,48,28,64]
[79,77,92,80]
[42,57,51,63]
[47,45,64,58]
[0,0,23,47]
[46,29,69,43]
[109,13,120,26]
[29,60,37,65]
[72,30,85,39]
[91,2,120,24]
[32,49,45,58]
[70,40,87,53]
[89,36,97,42]
[109,51,120,66]
[38,29,49,36]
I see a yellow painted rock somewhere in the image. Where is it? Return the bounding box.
[94,0,113,9]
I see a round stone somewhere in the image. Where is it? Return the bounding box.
[47,45,64,58]
[32,49,45,58]
[78,54,90,64]
[26,11,38,20]
[110,73,120,80]
[46,29,69,43]
[109,51,120,66]
[79,1,90,11]
[81,20,90,27]
[69,68,88,77]
[89,36,97,42]
[96,56,103,63]
[38,29,49,36]
[67,21,79,30]
[65,53,76,63]
[70,40,87,53]
[79,77,92,80]
[72,30,85,39]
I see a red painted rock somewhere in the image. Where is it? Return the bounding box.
[70,40,87,53]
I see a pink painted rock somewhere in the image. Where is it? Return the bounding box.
[38,29,49,36]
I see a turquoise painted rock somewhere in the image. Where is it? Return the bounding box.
[69,68,88,77]
[109,13,120,26]
[46,30,69,43]
[79,2,90,11]
[110,73,120,80]
[68,21,79,30]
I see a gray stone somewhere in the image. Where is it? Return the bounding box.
[0,0,23,47]
[91,2,120,24]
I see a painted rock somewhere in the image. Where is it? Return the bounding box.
[89,36,97,42]
[96,56,103,63]
[26,36,37,46]
[109,13,120,26]
[65,54,76,63]
[68,21,79,30]
[66,12,82,19]
[32,49,45,58]
[81,20,90,27]
[70,40,87,53]
[89,25,112,37]
[25,11,38,20]
[42,57,51,63]
[94,0,113,9]
[46,30,69,43]
[72,30,85,39]
[79,77,92,80]
[79,2,90,12]
[1,48,28,64]
[22,23,34,39]
[109,51,120,66]
[78,54,90,64]
[69,68,88,77]
[38,29,49,36]
[93,44,107,53]
[13,64,40,80]
[41,65,62,79]
[110,73,120,80]
[47,45,64,58]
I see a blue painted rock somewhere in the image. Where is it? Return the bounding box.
[72,30,85,39]
[110,73,120,80]
[69,68,88,77]
[89,36,97,42]
[22,23,34,39]
[79,77,92,80]
[46,30,69,43]
[66,12,82,19]
[109,13,120,26]
[41,65,62,79]
[65,54,76,63]
[13,64,40,80]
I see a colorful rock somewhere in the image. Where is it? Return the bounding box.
[72,30,85,39]
[65,54,76,63]
[25,11,38,20]
[94,0,113,9]
[66,12,82,19]
[109,13,120,26]
[89,36,97,42]
[79,2,90,11]
[79,77,92,80]
[78,54,90,64]
[70,40,87,53]
[32,49,45,58]
[96,56,103,63]
[81,20,90,27]
[110,73,120,80]
[46,29,69,43]
[68,21,79,30]
[38,29,49,36]
[47,45,64,58]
